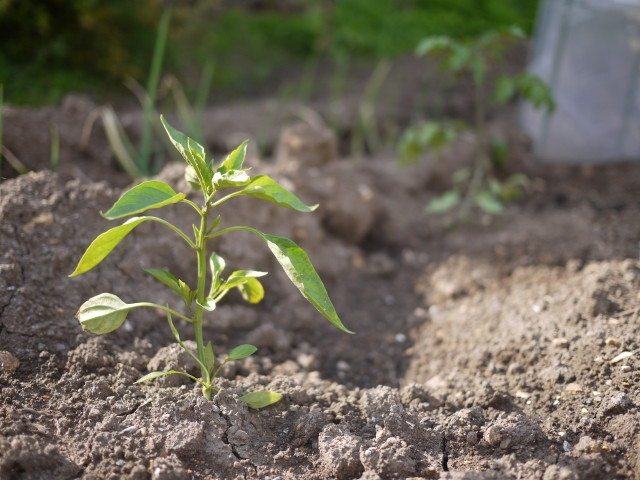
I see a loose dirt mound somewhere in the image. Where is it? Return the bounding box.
[1,102,640,479]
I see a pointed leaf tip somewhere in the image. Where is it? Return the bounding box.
[249,231,353,334]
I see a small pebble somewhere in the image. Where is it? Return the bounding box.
[0,351,20,374]
[483,425,503,446]
[565,383,583,394]
[605,337,621,347]
[395,333,407,343]
[611,351,633,364]
[553,338,569,348]
[336,360,350,371]
[620,365,632,373]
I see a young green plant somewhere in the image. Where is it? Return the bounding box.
[399,26,554,219]
[70,116,353,407]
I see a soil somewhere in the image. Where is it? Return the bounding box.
[2,57,640,479]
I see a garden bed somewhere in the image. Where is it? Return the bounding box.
[1,93,639,479]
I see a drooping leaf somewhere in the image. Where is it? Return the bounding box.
[70,217,151,276]
[239,175,318,212]
[474,190,504,214]
[204,341,215,374]
[102,181,185,220]
[76,293,132,334]
[145,268,181,295]
[161,116,212,193]
[219,140,249,173]
[239,390,282,409]
[228,344,257,360]
[134,370,194,384]
[237,277,265,304]
[249,230,352,334]
[426,190,460,214]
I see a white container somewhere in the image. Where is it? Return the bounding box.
[521,0,640,163]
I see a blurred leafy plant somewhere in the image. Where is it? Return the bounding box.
[399,26,554,219]
[70,116,352,405]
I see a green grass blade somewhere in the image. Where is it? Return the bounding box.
[139,8,172,173]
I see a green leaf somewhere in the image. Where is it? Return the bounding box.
[426,190,460,214]
[145,268,181,295]
[197,297,216,311]
[178,280,195,309]
[204,341,215,374]
[228,344,257,360]
[493,75,516,104]
[161,116,212,193]
[209,252,226,293]
[237,277,265,304]
[516,73,555,112]
[474,190,504,214]
[213,169,251,189]
[239,175,318,212]
[134,370,193,384]
[250,231,352,334]
[452,168,471,187]
[415,36,454,56]
[239,390,282,409]
[102,181,185,220]
[219,140,249,173]
[184,165,202,191]
[448,44,472,71]
[76,293,132,334]
[224,270,268,290]
[207,215,221,234]
[70,217,151,276]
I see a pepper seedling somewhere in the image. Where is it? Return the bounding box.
[70,116,353,407]
[399,26,555,219]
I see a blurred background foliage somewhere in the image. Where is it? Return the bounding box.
[0,0,539,105]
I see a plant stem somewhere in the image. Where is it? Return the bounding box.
[127,302,193,323]
[194,206,210,397]
[460,72,488,220]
